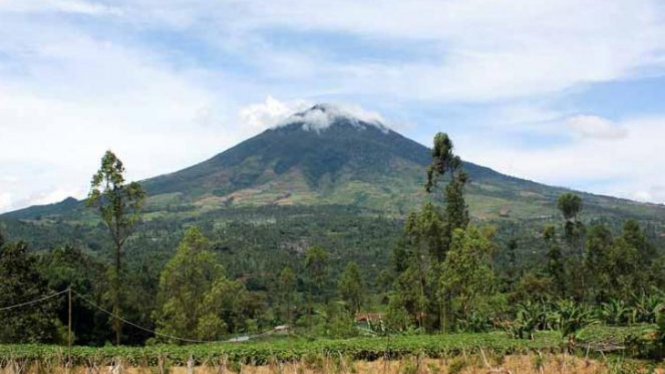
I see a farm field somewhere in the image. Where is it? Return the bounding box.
[0,326,660,371]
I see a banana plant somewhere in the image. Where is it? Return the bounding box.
[632,292,662,324]
[554,300,595,348]
[599,299,631,326]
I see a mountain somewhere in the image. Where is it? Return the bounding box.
[4,104,665,226]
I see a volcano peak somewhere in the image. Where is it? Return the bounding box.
[275,103,390,133]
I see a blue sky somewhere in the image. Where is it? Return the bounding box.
[1,0,665,212]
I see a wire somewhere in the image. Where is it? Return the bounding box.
[72,290,271,344]
[0,289,68,312]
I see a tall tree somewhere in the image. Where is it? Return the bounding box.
[506,238,519,286]
[0,240,60,343]
[585,224,613,301]
[557,193,585,256]
[543,226,566,299]
[557,193,585,300]
[425,133,469,260]
[87,150,146,344]
[621,220,655,275]
[304,246,329,327]
[426,133,469,331]
[304,246,329,302]
[277,266,296,324]
[338,261,365,314]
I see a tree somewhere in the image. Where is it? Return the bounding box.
[38,246,108,345]
[304,246,329,327]
[621,220,655,274]
[153,227,228,341]
[87,150,146,344]
[543,226,566,299]
[304,246,329,302]
[338,261,365,314]
[585,224,613,301]
[440,226,496,320]
[557,193,582,222]
[420,133,470,331]
[557,193,585,300]
[0,240,60,343]
[506,238,519,285]
[277,266,296,324]
[424,133,469,261]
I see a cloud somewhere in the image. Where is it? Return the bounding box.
[238,96,310,131]
[0,193,12,212]
[0,0,122,16]
[94,0,665,102]
[458,115,665,203]
[277,102,390,133]
[567,115,628,140]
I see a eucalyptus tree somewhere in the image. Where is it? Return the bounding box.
[87,150,145,345]
[543,226,566,299]
[277,266,296,324]
[337,261,365,314]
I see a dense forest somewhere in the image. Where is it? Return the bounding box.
[1,133,664,360]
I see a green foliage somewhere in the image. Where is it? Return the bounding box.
[0,332,569,366]
[543,226,566,298]
[305,246,329,301]
[0,240,60,343]
[87,150,146,345]
[509,301,549,339]
[599,300,631,326]
[37,246,109,345]
[554,300,595,343]
[277,266,296,324]
[153,227,229,341]
[338,262,365,314]
[557,193,582,222]
[440,226,496,316]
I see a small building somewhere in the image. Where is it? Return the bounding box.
[273,325,290,334]
[355,313,383,323]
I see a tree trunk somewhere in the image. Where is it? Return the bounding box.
[114,240,122,345]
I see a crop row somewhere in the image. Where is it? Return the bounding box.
[0,326,654,367]
[0,332,567,366]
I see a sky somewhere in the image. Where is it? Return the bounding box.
[1,0,665,213]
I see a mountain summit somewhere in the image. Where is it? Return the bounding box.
[4,104,665,222]
[274,103,390,133]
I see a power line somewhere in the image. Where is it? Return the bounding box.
[0,289,68,312]
[0,288,273,344]
[72,290,271,344]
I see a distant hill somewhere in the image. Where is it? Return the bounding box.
[5,104,665,225]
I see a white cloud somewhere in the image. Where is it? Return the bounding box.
[459,115,665,203]
[238,96,310,131]
[276,102,390,133]
[567,115,628,140]
[0,0,122,15]
[97,0,665,102]
[0,193,12,212]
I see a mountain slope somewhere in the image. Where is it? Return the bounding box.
[3,104,665,225]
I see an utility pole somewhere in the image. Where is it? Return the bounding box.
[68,286,72,367]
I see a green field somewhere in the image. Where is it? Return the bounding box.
[0,326,655,367]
